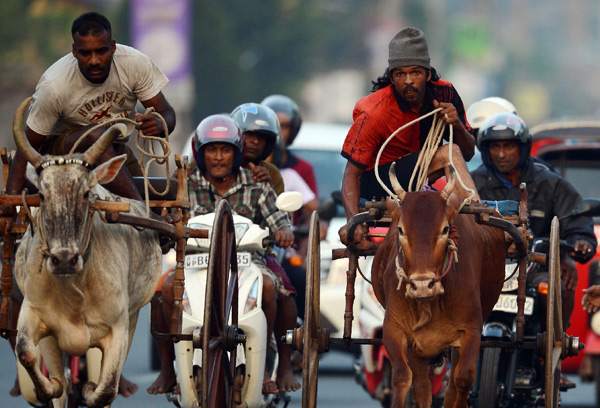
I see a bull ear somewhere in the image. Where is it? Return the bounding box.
[25,163,39,189]
[89,154,127,187]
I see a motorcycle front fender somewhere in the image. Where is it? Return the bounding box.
[482,320,513,339]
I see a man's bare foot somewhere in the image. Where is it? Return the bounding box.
[118,375,138,397]
[276,363,301,392]
[147,370,176,395]
[9,377,20,397]
[262,379,279,394]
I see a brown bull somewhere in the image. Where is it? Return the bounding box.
[371,165,505,408]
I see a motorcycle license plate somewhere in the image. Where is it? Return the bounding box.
[184,252,252,269]
[493,294,534,315]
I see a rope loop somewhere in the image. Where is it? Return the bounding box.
[374,108,476,209]
[68,110,173,217]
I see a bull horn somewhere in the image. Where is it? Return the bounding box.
[389,162,406,201]
[13,97,43,169]
[440,165,456,200]
[82,123,128,165]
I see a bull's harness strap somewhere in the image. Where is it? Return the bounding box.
[395,224,459,291]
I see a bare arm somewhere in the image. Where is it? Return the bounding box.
[341,161,364,221]
[137,91,176,136]
[433,100,476,161]
[339,161,366,245]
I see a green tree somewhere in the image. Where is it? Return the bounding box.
[192,0,372,119]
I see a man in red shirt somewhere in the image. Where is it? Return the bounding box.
[339,27,480,245]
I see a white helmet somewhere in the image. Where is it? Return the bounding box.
[466,97,518,131]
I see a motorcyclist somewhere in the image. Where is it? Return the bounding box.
[231,102,285,194]
[471,112,597,333]
[149,115,300,395]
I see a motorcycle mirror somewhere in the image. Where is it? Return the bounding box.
[331,190,343,206]
[276,191,303,212]
[559,198,600,220]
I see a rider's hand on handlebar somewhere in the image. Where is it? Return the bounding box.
[275,226,295,249]
[570,239,595,263]
[582,285,600,313]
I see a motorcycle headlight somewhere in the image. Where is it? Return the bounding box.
[188,223,211,249]
[234,223,249,245]
[243,278,259,314]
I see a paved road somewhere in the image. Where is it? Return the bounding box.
[0,304,595,407]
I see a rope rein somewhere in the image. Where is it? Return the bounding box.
[373,108,476,209]
[69,109,172,217]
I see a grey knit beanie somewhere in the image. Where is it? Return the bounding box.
[388,27,431,71]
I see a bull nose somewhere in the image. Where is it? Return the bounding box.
[47,249,82,275]
[406,279,444,300]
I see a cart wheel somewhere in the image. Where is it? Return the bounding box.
[201,200,240,408]
[302,211,322,408]
[545,216,562,408]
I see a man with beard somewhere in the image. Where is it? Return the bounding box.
[339,27,479,246]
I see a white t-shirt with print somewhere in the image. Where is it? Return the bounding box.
[26,44,169,137]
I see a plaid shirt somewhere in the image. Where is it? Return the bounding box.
[188,167,291,233]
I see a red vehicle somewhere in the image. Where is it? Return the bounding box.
[529,121,600,384]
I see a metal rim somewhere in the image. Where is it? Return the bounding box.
[201,200,239,408]
[302,211,321,408]
[545,216,562,408]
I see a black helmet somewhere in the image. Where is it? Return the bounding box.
[477,112,532,169]
[260,94,302,146]
[230,103,281,161]
[193,114,244,172]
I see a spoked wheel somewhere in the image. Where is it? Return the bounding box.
[201,200,240,408]
[545,216,562,408]
[302,211,326,408]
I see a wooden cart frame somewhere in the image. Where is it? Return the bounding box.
[0,148,248,408]
[285,183,582,408]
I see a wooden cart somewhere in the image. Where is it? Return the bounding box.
[285,184,582,408]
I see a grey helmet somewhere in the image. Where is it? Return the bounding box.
[477,112,531,169]
[231,103,281,161]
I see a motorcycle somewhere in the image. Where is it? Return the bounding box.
[353,231,447,408]
[470,198,600,407]
[167,192,301,408]
[470,255,544,407]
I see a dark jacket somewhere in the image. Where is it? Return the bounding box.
[471,158,597,250]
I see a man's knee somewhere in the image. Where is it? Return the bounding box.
[262,275,276,302]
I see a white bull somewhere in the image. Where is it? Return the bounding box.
[12,99,161,408]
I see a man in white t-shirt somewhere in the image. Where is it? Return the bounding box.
[5,11,176,201]
[4,11,175,400]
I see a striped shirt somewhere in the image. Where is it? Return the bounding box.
[188,167,290,233]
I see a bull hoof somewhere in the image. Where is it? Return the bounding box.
[34,377,63,402]
[84,382,118,408]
